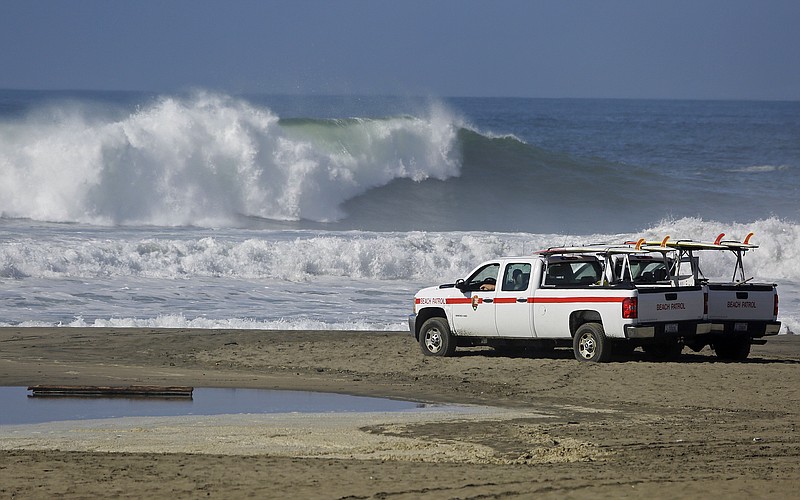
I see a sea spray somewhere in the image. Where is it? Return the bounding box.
[0,92,462,226]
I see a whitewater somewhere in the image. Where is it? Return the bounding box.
[0,91,798,333]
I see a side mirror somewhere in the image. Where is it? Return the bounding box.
[455,279,466,291]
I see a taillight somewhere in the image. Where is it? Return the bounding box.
[622,297,638,319]
[704,291,708,315]
[774,293,779,318]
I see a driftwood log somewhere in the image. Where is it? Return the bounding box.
[27,385,193,398]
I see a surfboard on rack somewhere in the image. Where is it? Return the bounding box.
[535,245,649,256]
[633,232,756,252]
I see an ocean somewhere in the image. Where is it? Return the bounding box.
[1,90,798,333]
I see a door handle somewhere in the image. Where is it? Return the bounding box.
[517,298,527,303]
[483,298,494,303]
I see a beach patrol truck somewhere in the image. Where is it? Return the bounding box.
[409,246,709,362]
[647,233,781,360]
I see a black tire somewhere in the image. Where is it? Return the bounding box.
[573,323,612,362]
[713,337,751,361]
[419,317,456,357]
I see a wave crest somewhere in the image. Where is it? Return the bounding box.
[0,92,462,226]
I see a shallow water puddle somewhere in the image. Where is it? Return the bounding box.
[0,387,428,425]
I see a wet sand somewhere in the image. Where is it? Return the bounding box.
[1,327,798,499]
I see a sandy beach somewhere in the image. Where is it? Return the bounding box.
[1,327,798,499]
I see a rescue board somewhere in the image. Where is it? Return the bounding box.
[536,246,648,256]
[636,232,755,251]
[535,247,606,255]
[671,241,726,250]
[542,233,758,258]
[716,232,759,250]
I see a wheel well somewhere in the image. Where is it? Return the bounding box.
[415,307,446,340]
[569,310,602,337]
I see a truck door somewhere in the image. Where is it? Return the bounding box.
[533,258,604,339]
[452,263,499,337]
[494,262,534,337]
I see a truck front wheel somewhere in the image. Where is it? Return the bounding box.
[419,317,456,357]
[573,323,612,362]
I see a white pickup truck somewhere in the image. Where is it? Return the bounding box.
[409,246,709,362]
[656,233,781,360]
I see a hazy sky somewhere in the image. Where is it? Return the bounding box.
[2,0,798,100]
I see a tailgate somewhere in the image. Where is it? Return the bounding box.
[636,286,705,322]
[706,283,777,321]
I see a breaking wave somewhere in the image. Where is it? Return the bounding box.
[2,217,798,283]
[2,91,799,233]
[0,92,462,226]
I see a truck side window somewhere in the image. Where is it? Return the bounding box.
[501,263,531,291]
[545,260,601,287]
[633,262,667,283]
[544,262,573,286]
[466,263,500,291]
[573,261,602,285]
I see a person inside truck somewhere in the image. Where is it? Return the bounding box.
[501,265,531,291]
[479,281,496,290]
[512,269,525,290]
[512,268,530,290]
[464,263,499,291]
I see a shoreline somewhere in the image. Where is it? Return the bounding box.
[1,328,798,498]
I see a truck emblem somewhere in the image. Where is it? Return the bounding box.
[472,295,480,310]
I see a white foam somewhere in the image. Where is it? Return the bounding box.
[62,315,405,331]
[641,217,800,281]
[7,218,799,282]
[1,218,797,331]
[0,92,462,226]
[726,165,789,173]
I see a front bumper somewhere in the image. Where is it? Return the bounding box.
[408,314,417,336]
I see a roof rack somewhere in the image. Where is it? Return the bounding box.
[634,232,757,252]
[535,245,652,256]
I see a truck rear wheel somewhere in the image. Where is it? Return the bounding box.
[419,317,456,357]
[713,337,751,361]
[573,323,612,362]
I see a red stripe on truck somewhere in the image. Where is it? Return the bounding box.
[418,296,628,305]
[528,297,626,304]
[493,297,519,304]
